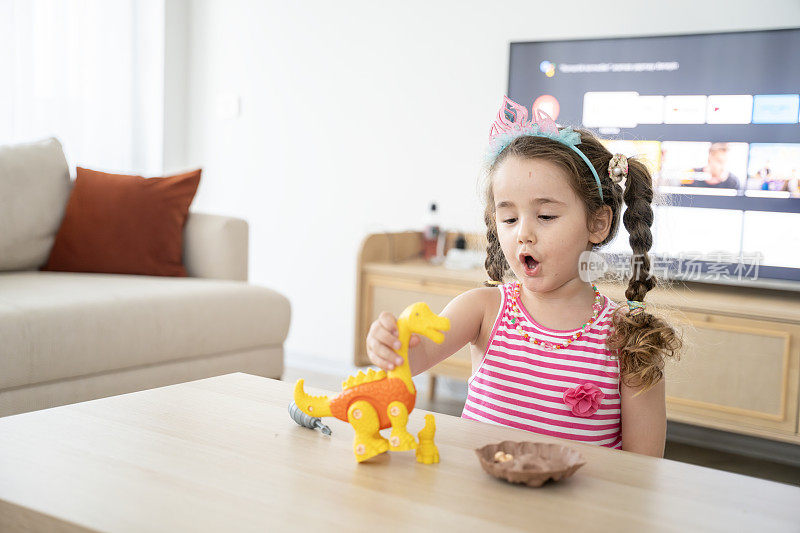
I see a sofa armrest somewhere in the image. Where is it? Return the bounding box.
[183,212,248,281]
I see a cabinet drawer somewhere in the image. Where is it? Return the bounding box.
[665,311,799,436]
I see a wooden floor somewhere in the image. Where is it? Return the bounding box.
[282,365,800,488]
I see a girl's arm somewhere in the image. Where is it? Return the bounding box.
[619,378,667,457]
[366,288,493,376]
[409,288,494,376]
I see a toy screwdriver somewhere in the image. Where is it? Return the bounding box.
[288,401,332,435]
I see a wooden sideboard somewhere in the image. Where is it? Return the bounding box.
[354,231,800,445]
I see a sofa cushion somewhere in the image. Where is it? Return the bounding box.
[0,272,291,389]
[42,167,201,277]
[0,138,71,271]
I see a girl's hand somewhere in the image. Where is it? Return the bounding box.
[366,311,421,370]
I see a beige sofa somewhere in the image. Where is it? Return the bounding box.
[0,138,291,416]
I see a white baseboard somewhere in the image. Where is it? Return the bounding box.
[284,351,360,376]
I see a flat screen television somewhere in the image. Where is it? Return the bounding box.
[508,28,800,291]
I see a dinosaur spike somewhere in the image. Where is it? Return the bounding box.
[341,368,388,390]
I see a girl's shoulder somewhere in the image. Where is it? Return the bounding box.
[602,295,623,318]
[448,285,503,327]
[456,285,504,348]
[456,285,503,310]
[604,294,622,310]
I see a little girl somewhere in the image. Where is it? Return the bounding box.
[367,97,682,457]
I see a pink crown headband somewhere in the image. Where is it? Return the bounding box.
[487,96,604,203]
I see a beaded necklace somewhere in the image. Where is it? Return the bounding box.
[508,282,604,351]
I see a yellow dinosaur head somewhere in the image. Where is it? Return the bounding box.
[398,302,450,344]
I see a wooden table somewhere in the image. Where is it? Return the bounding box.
[1,373,798,532]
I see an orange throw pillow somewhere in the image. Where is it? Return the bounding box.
[42,167,201,277]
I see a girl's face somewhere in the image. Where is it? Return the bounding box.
[492,155,603,294]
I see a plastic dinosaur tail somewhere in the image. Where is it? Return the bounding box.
[293,379,333,418]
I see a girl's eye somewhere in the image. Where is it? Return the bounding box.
[539,215,557,221]
[502,218,517,224]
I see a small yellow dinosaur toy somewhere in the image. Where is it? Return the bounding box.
[416,414,439,463]
[293,302,450,463]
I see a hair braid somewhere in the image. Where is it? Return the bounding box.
[483,193,509,285]
[606,157,682,390]
[622,158,656,301]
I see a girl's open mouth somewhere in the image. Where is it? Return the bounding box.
[519,253,540,276]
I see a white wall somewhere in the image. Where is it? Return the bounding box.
[171,0,800,366]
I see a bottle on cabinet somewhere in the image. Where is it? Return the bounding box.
[422,202,441,263]
[444,232,484,270]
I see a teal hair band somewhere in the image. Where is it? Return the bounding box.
[487,124,604,203]
[570,145,604,204]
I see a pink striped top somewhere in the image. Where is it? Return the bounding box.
[462,282,624,449]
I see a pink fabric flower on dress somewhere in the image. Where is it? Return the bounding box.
[563,383,605,417]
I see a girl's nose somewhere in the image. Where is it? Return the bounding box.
[517,220,536,244]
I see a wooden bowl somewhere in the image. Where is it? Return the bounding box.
[475,441,587,487]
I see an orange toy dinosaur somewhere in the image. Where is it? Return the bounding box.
[293,302,449,463]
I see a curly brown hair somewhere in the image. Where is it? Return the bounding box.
[483,131,682,391]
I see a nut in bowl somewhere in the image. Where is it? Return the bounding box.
[475,441,587,487]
